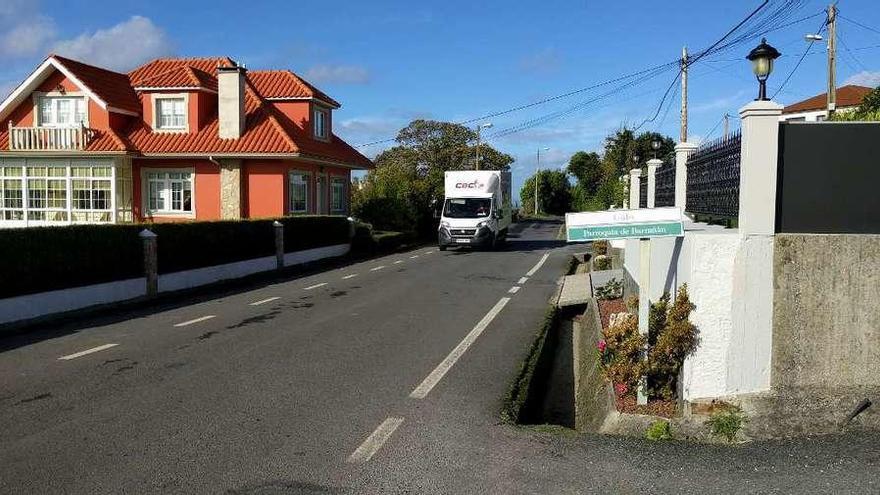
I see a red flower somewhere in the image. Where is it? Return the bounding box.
[615,383,628,395]
[597,340,607,353]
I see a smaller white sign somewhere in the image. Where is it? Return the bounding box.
[565,207,684,242]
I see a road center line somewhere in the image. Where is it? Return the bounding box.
[393,260,403,264]
[342,274,358,280]
[370,266,386,271]
[508,286,521,294]
[250,296,280,306]
[58,343,119,361]
[424,250,435,254]
[409,255,419,259]
[347,417,405,464]
[174,315,216,327]
[518,277,529,285]
[525,252,550,277]
[410,297,511,399]
[304,282,327,290]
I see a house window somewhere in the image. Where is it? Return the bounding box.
[145,170,193,215]
[71,166,113,222]
[330,177,346,213]
[38,96,86,127]
[313,108,328,139]
[0,166,24,221]
[25,166,68,222]
[0,163,114,223]
[156,97,187,130]
[289,171,311,213]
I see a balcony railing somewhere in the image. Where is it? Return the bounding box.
[7,122,95,151]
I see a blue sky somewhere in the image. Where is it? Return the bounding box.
[2,0,879,201]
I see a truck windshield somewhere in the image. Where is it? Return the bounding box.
[443,198,491,218]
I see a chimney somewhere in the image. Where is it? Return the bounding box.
[217,64,246,139]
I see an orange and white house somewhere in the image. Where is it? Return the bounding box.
[0,55,372,227]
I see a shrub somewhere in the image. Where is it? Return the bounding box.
[706,405,747,442]
[646,285,699,400]
[595,278,623,300]
[352,196,415,233]
[592,255,612,271]
[593,239,609,256]
[597,313,645,395]
[373,231,412,252]
[646,420,673,441]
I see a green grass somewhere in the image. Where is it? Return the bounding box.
[501,306,559,424]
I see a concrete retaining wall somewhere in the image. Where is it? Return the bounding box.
[0,243,351,326]
[573,298,615,431]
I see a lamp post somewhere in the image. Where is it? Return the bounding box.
[475,122,493,170]
[746,38,781,101]
[535,147,549,215]
[651,139,661,159]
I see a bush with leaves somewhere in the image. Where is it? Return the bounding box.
[645,420,673,441]
[592,255,612,271]
[593,239,609,256]
[647,285,699,400]
[595,278,623,300]
[706,405,747,442]
[597,313,645,395]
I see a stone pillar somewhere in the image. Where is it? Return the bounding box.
[738,100,783,236]
[219,159,242,219]
[674,142,697,212]
[646,158,662,209]
[273,220,284,270]
[621,175,629,209]
[139,229,158,297]
[629,168,642,209]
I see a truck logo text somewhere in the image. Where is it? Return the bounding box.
[455,181,485,189]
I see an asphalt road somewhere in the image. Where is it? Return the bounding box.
[1,219,878,494]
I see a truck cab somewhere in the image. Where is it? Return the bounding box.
[438,171,512,250]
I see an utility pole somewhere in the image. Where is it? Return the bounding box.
[474,122,492,170]
[723,113,730,141]
[535,147,549,215]
[680,46,688,143]
[827,3,837,118]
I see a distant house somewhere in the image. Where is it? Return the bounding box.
[780,84,873,122]
[0,55,372,227]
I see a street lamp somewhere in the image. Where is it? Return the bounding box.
[746,37,781,101]
[651,140,661,159]
[535,147,549,215]
[475,122,493,170]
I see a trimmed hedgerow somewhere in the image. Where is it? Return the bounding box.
[0,215,353,298]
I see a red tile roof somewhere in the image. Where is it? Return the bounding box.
[51,55,141,113]
[249,70,340,107]
[783,85,874,114]
[128,57,235,87]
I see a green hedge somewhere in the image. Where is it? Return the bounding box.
[0,215,352,298]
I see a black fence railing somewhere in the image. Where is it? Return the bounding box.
[654,162,675,207]
[639,171,648,209]
[686,130,742,218]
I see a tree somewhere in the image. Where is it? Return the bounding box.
[519,169,572,216]
[567,151,603,196]
[831,84,880,121]
[352,119,514,236]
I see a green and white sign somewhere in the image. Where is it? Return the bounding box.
[565,207,684,242]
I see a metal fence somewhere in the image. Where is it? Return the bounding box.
[654,162,675,207]
[639,171,648,209]
[686,130,742,218]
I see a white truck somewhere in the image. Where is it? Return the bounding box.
[438,170,513,250]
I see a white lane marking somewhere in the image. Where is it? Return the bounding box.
[250,296,280,306]
[347,417,405,464]
[525,252,550,277]
[410,297,511,399]
[304,282,327,290]
[409,255,419,259]
[393,260,404,264]
[518,277,529,285]
[424,250,435,254]
[58,343,119,361]
[508,286,521,294]
[174,315,216,327]
[342,274,358,280]
[370,266,386,271]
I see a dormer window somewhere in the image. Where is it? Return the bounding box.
[38,96,86,127]
[152,94,189,131]
[313,108,328,139]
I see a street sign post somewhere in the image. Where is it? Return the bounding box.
[565,207,684,405]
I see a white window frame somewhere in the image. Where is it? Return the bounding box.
[312,106,329,140]
[330,176,347,213]
[151,93,190,132]
[33,92,88,127]
[288,170,311,214]
[142,168,195,217]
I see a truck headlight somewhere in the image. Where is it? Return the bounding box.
[440,221,450,228]
[476,220,488,229]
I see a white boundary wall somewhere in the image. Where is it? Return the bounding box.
[0,243,350,326]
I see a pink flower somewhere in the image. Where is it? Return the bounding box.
[597,340,607,353]
[615,383,628,395]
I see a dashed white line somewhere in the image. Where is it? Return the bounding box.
[409,255,419,259]
[174,315,216,327]
[342,274,358,280]
[304,282,328,290]
[424,250,435,254]
[370,266,386,271]
[58,343,119,361]
[347,417,405,464]
[250,296,280,306]
[508,286,521,294]
[518,277,529,285]
[393,260,403,264]
[410,297,511,399]
[525,252,550,277]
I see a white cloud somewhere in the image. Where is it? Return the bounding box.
[0,0,55,59]
[844,71,880,88]
[51,16,173,71]
[303,64,371,84]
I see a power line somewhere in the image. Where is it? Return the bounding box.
[771,15,828,99]
[840,15,880,37]
[838,26,869,71]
